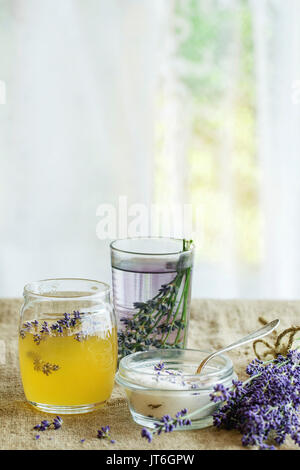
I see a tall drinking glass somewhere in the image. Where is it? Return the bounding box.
[110,237,194,358]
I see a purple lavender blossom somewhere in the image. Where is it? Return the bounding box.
[33,420,50,432]
[33,416,63,432]
[141,409,191,442]
[53,416,63,429]
[154,361,165,372]
[97,426,115,443]
[211,349,300,450]
[33,334,42,345]
[40,321,50,334]
[48,310,83,338]
[141,428,152,443]
[73,310,81,320]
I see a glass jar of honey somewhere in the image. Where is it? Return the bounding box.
[19,278,117,414]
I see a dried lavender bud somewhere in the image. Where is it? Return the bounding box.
[33,416,63,433]
[33,420,51,432]
[40,321,50,334]
[154,361,165,372]
[53,416,63,429]
[49,310,83,336]
[97,426,115,443]
[33,334,42,345]
[74,332,87,342]
[141,428,152,443]
[33,358,60,375]
[42,362,60,376]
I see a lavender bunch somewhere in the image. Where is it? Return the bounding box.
[141,349,300,449]
[211,350,300,450]
[141,409,192,443]
[118,240,193,358]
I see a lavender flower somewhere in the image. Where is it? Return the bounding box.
[33,416,63,433]
[141,409,191,443]
[141,428,152,443]
[211,349,300,450]
[74,332,87,342]
[73,310,81,320]
[33,358,60,375]
[33,334,42,345]
[40,321,50,334]
[33,420,51,432]
[21,311,85,342]
[97,426,115,444]
[154,361,165,372]
[53,416,63,429]
[49,311,82,336]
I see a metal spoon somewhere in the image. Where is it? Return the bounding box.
[196,319,280,375]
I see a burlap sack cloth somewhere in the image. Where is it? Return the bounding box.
[0,298,299,450]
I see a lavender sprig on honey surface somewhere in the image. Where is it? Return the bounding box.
[118,240,193,358]
[20,311,87,343]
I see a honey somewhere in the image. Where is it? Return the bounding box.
[19,312,117,410]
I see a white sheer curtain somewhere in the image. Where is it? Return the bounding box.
[157,0,300,299]
[251,0,300,298]
[0,0,165,296]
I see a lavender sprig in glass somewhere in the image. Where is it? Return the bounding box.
[118,239,193,358]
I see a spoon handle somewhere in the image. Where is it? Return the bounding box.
[196,318,280,374]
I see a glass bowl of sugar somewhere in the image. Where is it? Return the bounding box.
[116,348,237,430]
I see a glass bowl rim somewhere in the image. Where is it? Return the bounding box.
[117,348,234,392]
[23,278,110,299]
[110,237,194,256]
